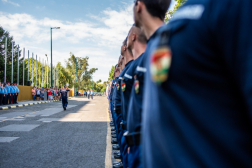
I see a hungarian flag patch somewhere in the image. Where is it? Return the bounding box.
[150,46,172,84]
[134,78,139,94]
[121,82,126,92]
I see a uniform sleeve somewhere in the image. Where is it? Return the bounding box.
[211,0,252,119]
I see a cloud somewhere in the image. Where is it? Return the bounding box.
[1,0,20,7]
[0,4,134,82]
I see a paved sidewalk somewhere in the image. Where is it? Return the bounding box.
[0,99,60,110]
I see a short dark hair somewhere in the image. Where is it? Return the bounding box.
[138,0,171,21]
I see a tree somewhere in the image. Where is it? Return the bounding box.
[56,62,73,88]
[165,0,187,23]
[108,65,115,81]
[66,52,98,90]
[0,26,24,84]
[96,79,102,84]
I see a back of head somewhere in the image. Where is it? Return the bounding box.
[141,0,171,21]
[127,25,147,51]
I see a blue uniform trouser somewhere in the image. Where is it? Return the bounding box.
[121,130,128,168]
[128,145,141,168]
[62,96,68,108]
[116,113,123,144]
[0,94,3,105]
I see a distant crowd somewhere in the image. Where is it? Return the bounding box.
[31,87,69,101]
[0,82,19,105]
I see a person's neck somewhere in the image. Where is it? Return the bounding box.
[132,41,147,59]
[142,16,164,40]
[125,50,134,64]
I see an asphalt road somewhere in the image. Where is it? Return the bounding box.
[0,96,109,168]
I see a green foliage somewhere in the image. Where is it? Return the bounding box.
[165,0,187,23]
[56,62,73,88]
[108,66,115,80]
[96,79,102,84]
[100,85,107,93]
[0,26,24,84]
[66,52,98,90]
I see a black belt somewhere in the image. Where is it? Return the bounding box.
[124,131,141,146]
[120,121,126,130]
[115,109,121,115]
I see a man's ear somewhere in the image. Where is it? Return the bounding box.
[132,33,136,41]
[136,1,143,13]
[124,46,127,51]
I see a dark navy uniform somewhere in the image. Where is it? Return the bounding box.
[111,79,119,133]
[142,0,252,167]
[60,88,70,109]
[115,60,134,167]
[124,53,145,168]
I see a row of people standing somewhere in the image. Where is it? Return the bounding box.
[31,87,60,101]
[87,89,94,99]
[108,0,252,168]
[0,82,19,106]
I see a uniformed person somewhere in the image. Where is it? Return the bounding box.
[10,83,15,104]
[14,83,19,104]
[112,55,126,168]
[60,85,70,110]
[6,82,11,104]
[3,83,7,105]
[114,38,134,168]
[0,82,4,106]
[122,25,147,168]
[135,0,252,167]
[12,83,16,104]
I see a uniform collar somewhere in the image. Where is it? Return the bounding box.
[147,25,165,44]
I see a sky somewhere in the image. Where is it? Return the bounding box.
[0,0,176,82]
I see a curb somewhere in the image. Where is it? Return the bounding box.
[0,100,60,110]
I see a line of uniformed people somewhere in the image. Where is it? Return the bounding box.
[107,23,147,168]
[0,82,19,106]
[107,0,252,168]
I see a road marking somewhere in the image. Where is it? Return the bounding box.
[29,103,33,105]
[0,137,19,143]
[0,124,40,132]
[38,118,60,122]
[2,107,8,110]
[24,104,29,106]
[18,105,23,107]
[11,106,16,109]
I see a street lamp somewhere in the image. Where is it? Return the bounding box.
[50,27,60,87]
[75,57,79,96]
[45,54,48,87]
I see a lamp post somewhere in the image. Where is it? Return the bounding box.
[22,48,25,86]
[50,27,60,87]
[42,59,43,87]
[11,41,13,83]
[4,37,7,83]
[45,54,48,87]
[39,57,40,87]
[32,53,33,86]
[17,45,19,85]
[36,55,37,86]
[75,57,79,96]
[27,50,29,84]
[84,70,86,91]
